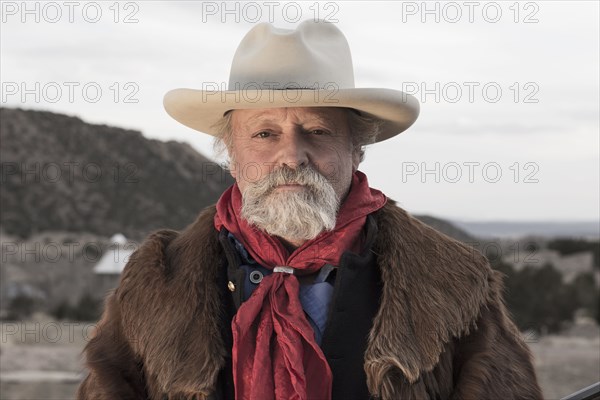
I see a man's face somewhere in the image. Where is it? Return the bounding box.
[227,107,360,244]
[228,107,359,201]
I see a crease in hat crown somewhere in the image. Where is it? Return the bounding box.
[163,19,420,142]
[228,20,355,90]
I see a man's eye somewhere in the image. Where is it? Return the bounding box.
[254,131,271,138]
[310,129,328,136]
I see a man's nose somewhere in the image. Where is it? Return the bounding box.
[277,132,309,169]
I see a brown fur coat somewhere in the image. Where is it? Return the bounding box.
[77,200,542,399]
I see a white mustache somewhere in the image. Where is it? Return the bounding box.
[248,165,330,196]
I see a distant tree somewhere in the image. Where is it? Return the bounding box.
[548,238,600,268]
[6,294,36,320]
[569,272,600,324]
[492,262,579,333]
[49,295,102,321]
[490,259,515,279]
[51,300,71,320]
[71,293,101,321]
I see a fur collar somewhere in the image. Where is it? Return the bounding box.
[363,200,491,398]
[118,199,492,398]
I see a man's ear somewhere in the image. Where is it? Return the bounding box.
[227,151,238,179]
[352,149,361,172]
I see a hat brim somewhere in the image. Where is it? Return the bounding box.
[163,88,419,143]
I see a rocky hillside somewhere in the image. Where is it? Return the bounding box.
[417,215,476,243]
[0,107,234,241]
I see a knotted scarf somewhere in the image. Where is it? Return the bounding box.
[214,170,386,400]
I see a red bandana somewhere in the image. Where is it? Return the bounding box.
[214,170,386,400]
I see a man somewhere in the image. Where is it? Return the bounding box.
[77,21,542,399]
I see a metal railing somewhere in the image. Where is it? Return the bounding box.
[561,382,600,400]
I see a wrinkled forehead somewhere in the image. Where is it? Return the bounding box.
[230,107,350,129]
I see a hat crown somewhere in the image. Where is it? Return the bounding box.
[228,20,355,90]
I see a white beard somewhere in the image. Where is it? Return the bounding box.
[240,165,340,242]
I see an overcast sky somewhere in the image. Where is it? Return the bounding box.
[2,1,598,222]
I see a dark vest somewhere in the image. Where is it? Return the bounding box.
[212,214,382,400]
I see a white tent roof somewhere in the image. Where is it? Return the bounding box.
[110,233,127,245]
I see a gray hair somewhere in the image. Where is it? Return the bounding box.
[346,108,382,163]
[211,108,382,165]
[211,111,234,166]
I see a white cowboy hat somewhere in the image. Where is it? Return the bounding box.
[163,20,420,142]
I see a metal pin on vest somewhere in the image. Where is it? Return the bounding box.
[273,266,295,274]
